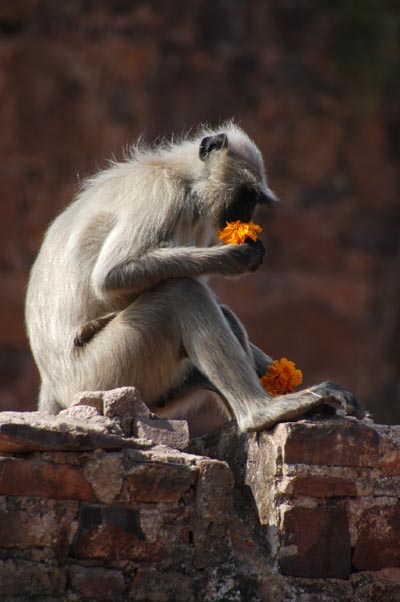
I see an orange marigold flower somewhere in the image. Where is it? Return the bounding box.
[260,357,303,397]
[218,220,263,245]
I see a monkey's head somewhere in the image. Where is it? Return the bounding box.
[196,123,278,228]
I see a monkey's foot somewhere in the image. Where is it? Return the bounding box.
[238,382,364,432]
[310,381,365,419]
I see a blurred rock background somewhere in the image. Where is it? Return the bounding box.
[0,1,399,423]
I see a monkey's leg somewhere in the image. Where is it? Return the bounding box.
[219,305,273,376]
[70,290,187,405]
[171,280,366,431]
[68,277,270,422]
[69,278,344,431]
[154,306,253,408]
[156,304,272,409]
[168,279,301,430]
[38,381,64,414]
[216,305,363,424]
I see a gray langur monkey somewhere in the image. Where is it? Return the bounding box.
[25,122,364,431]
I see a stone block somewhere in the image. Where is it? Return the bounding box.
[0,497,78,553]
[58,404,103,421]
[71,504,165,561]
[0,410,152,452]
[71,387,152,437]
[283,474,357,497]
[193,459,234,569]
[84,453,124,504]
[280,420,380,467]
[128,568,197,602]
[71,391,105,414]
[278,505,351,579]
[102,386,151,419]
[259,574,354,602]
[69,565,125,602]
[351,570,400,602]
[132,417,189,450]
[127,461,192,503]
[0,456,94,500]
[0,559,66,597]
[0,508,53,549]
[377,425,400,476]
[353,504,400,570]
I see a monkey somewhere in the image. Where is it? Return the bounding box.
[25,121,364,431]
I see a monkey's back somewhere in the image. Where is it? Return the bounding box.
[25,154,200,386]
[25,197,112,378]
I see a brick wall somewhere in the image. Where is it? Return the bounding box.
[0,2,399,422]
[1,390,400,601]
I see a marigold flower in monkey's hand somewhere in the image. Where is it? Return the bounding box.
[260,357,303,396]
[218,220,263,245]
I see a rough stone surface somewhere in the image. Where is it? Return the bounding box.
[72,386,152,437]
[1,412,400,600]
[0,388,191,452]
[279,505,351,578]
[0,559,67,598]
[193,416,400,585]
[279,419,380,467]
[0,456,94,500]
[353,504,400,570]
[0,410,128,451]
[69,566,125,602]
[132,417,190,451]
[126,461,193,503]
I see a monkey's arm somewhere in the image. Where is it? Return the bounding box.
[92,239,265,301]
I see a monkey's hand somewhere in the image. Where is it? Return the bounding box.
[74,312,117,347]
[224,238,265,275]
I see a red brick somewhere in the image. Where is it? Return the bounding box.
[0,457,94,500]
[194,459,234,515]
[353,505,400,570]
[289,475,357,497]
[0,497,78,552]
[71,504,165,561]
[282,421,379,467]
[279,505,351,578]
[127,462,192,502]
[381,453,400,477]
[378,427,400,476]
[193,460,234,569]
[0,509,51,548]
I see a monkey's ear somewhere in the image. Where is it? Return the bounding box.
[199,133,228,161]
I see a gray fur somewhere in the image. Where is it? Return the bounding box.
[26,122,362,431]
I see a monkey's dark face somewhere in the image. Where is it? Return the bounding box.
[219,185,277,228]
[197,130,278,227]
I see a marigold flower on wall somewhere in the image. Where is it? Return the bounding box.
[218,220,263,245]
[260,357,303,396]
